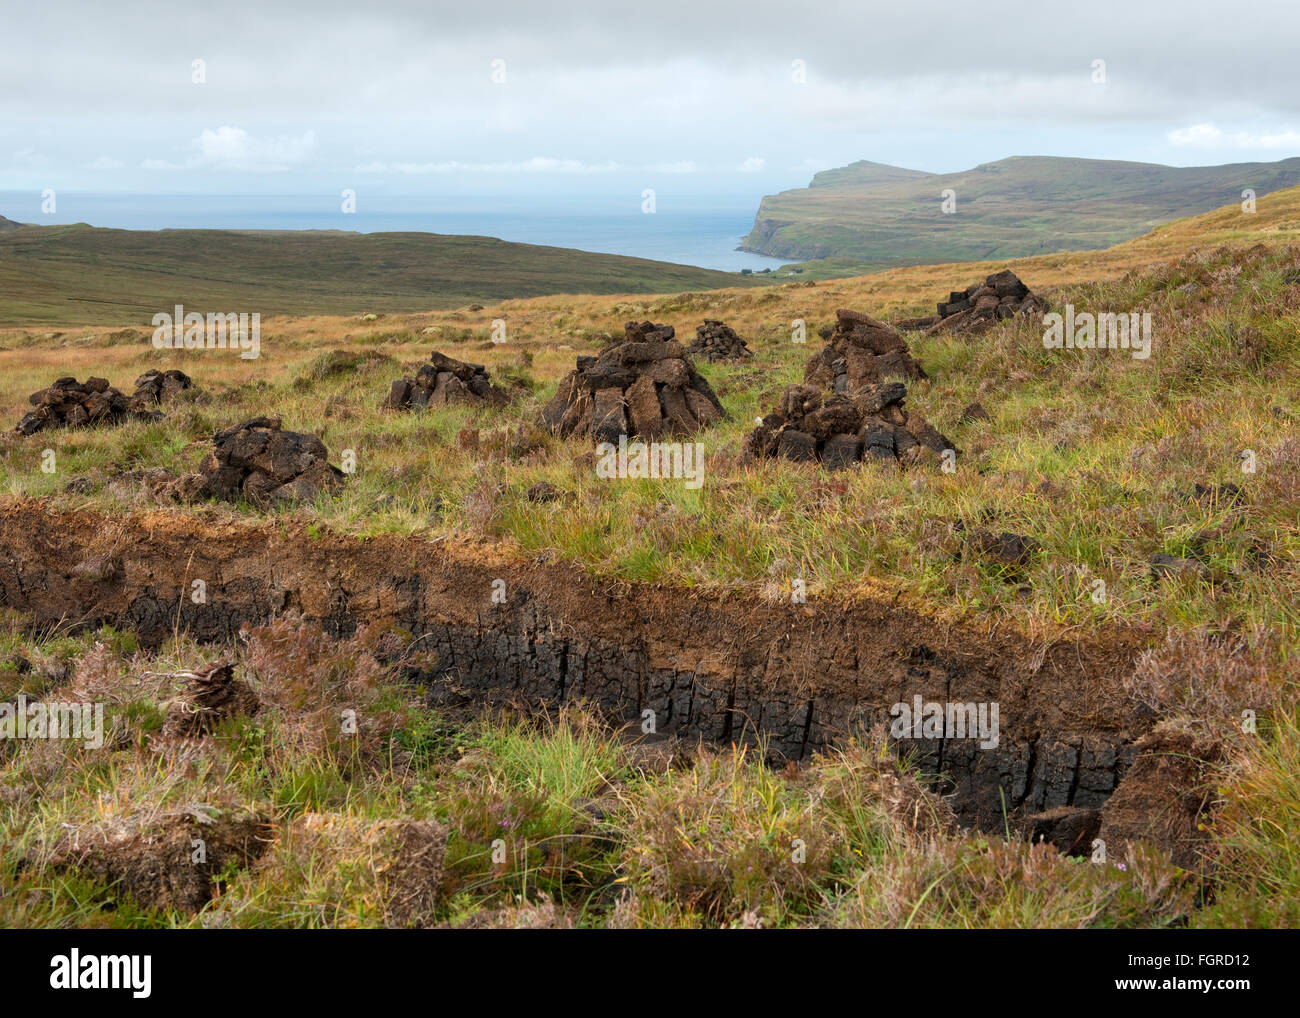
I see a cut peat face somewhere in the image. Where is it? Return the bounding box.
[0,500,1174,849]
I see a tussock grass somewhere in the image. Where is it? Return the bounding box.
[0,619,1231,928]
[1194,706,1300,928]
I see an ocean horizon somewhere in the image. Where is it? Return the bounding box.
[0,191,788,273]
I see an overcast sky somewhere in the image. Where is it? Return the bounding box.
[5,0,1300,197]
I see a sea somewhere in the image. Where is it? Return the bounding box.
[0,191,787,273]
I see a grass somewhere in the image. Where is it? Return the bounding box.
[0,223,762,326]
[0,618,1241,928]
[3,234,1299,653]
[1193,706,1300,928]
[2,187,1300,928]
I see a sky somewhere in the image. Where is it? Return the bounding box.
[4,0,1300,199]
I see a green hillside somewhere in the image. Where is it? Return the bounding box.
[0,221,760,326]
[742,154,1300,276]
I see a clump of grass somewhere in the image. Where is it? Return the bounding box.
[292,348,398,390]
[1195,706,1300,928]
[214,812,449,929]
[494,350,537,392]
[1123,625,1286,747]
[615,737,947,926]
[429,708,624,909]
[819,836,1194,929]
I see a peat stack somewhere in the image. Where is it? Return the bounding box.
[131,369,194,407]
[805,310,927,393]
[904,270,1047,335]
[197,416,344,506]
[383,351,507,411]
[542,321,725,443]
[688,319,752,362]
[746,381,954,469]
[14,376,161,436]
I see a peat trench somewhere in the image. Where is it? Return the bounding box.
[0,500,1157,839]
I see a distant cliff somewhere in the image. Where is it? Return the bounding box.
[741,155,1300,271]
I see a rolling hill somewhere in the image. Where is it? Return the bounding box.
[0,220,761,326]
[741,154,1300,276]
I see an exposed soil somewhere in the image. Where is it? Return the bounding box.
[0,498,1163,837]
[1097,725,1222,869]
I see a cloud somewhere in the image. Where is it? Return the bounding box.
[1167,123,1224,146]
[648,160,697,174]
[358,157,620,174]
[143,127,317,172]
[7,1,1300,189]
[8,148,47,168]
[1167,123,1300,150]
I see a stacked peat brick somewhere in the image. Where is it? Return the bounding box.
[805,309,927,392]
[14,369,196,436]
[897,270,1046,334]
[130,369,194,406]
[542,321,726,443]
[194,416,345,506]
[687,320,752,362]
[109,416,346,507]
[383,351,507,411]
[746,381,952,469]
[14,377,162,436]
[746,308,953,469]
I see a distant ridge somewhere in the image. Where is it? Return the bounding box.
[742,154,1300,274]
[808,160,933,188]
[0,220,760,326]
